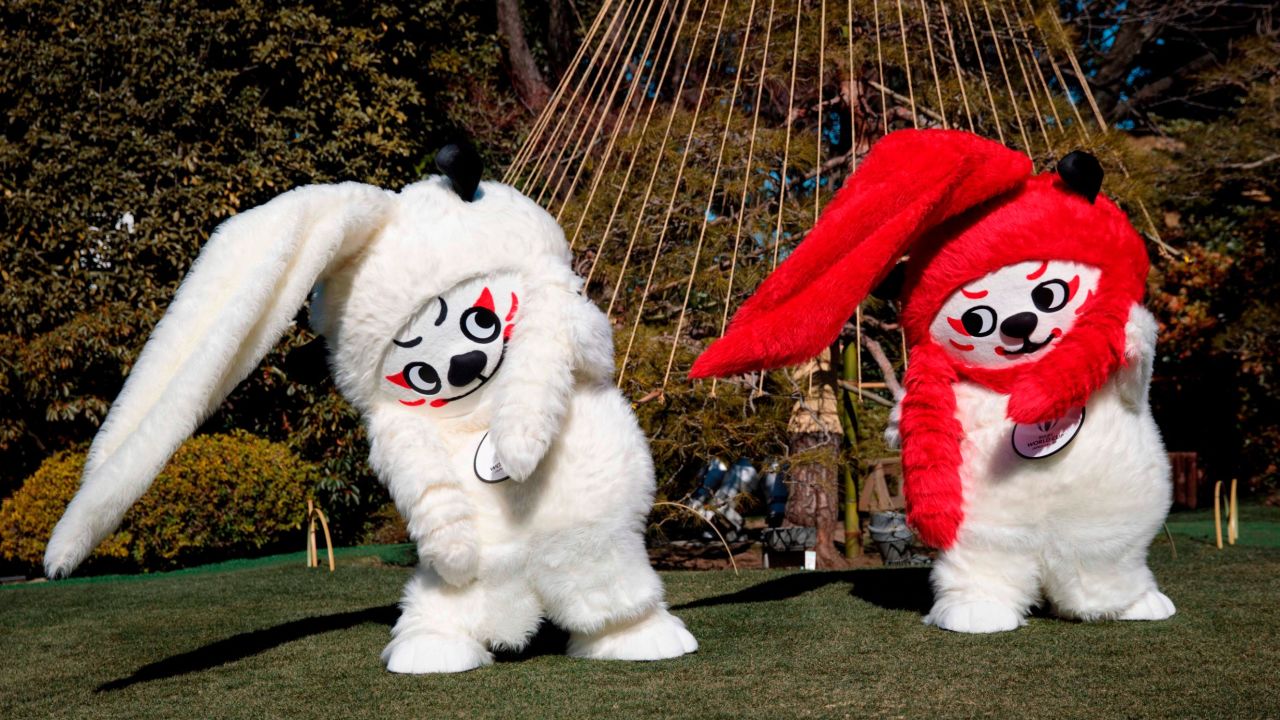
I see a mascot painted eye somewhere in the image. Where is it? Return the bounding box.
[460,306,501,343]
[1032,279,1071,312]
[958,306,997,336]
[402,361,442,395]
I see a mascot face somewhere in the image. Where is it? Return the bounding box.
[381,274,522,414]
[929,260,1101,368]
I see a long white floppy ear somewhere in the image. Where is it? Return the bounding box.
[44,182,393,578]
[488,280,615,481]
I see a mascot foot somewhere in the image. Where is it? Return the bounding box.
[926,600,1024,634]
[568,608,698,661]
[382,632,493,674]
[1118,590,1176,621]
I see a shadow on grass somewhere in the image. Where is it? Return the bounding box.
[97,605,398,692]
[672,567,934,614]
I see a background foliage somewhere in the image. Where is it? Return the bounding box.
[0,431,317,572]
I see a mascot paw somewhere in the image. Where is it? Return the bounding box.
[568,608,698,661]
[382,632,492,674]
[423,521,480,586]
[492,427,550,482]
[1118,590,1176,621]
[926,600,1024,633]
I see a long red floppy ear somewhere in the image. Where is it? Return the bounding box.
[689,129,1031,379]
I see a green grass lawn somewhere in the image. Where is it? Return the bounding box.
[3,508,1278,720]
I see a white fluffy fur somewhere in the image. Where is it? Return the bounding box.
[43,176,696,672]
[903,304,1176,632]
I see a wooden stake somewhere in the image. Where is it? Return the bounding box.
[1229,478,1239,545]
[1213,480,1223,550]
[305,498,336,572]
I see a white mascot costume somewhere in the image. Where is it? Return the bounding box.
[44,145,697,672]
[692,130,1175,633]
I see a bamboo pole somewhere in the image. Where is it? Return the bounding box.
[1213,480,1223,550]
[1229,478,1239,545]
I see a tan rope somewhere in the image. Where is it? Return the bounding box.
[1049,10,1108,130]
[710,0,778,398]
[1021,0,1089,140]
[528,0,645,204]
[938,0,976,132]
[616,0,733,387]
[894,0,919,128]
[980,0,1032,152]
[846,0,858,167]
[518,0,637,192]
[960,0,1005,144]
[918,0,949,129]
[534,0,652,206]
[661,0,761,389]
[816,0,826,223]
[999,2,1051,151]
[548,0,672,216]
[874,0,888,134]
[1009,0,1065,135]
[554,0,679,231]
[600,0,718,315]
[505,0,618,183]
[575,0,695,262]
[1047,8,1174,256]
[753,0,806,396]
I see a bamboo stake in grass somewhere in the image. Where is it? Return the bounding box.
[1229,478,1239,546]
[1213,480,1223,550]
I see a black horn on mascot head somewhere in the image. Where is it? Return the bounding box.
[436,143,483,202]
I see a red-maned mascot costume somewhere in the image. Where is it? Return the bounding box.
[692,129,1175,633]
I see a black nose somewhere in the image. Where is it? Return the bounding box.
[1000,312,1039,340]
[447,350,488,386]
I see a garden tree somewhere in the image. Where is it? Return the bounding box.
[497,0,554,110]
[1061,0,1275,127]
[0,0,534,536]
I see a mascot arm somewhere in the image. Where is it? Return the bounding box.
[490,282,614,481]
[1117,303,1159,409]
[367,407,479,586]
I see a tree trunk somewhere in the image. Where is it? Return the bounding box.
[548,0,575,78]
[496,0,553,113]
[783,349,848,569]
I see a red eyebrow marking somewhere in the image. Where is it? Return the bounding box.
[947,317,970,336]
[474,288,495,311]
[505,292,519,321]
[1075,289,1095,315]
[960,287,988,299]
[1026,261,1049,280]
[949,340,974,352]
[399,399,426,407]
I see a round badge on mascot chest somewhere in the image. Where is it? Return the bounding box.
[473,431,510,483]
[1011,407,1085,459]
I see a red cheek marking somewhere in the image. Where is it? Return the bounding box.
[960,287,988,299]
[399,399,426,407]
[1075,289,1095,315]
[994,346,1008,356]
[949,340,975,352]
[1066,274,1080,301]
[385,371,411,389]
[947,317,970,336]
[505,292,519,321]
[1026,261,1049,280]
[430,399,448,408]
[474,287,495,312]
